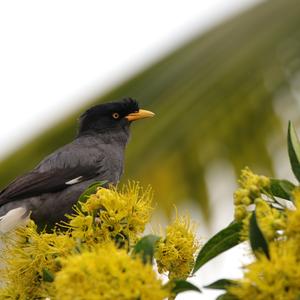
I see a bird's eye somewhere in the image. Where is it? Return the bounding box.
[112,112,120,119]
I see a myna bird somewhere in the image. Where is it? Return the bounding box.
[0,98,154,232]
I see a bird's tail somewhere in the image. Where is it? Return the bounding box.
[0,207,29,234]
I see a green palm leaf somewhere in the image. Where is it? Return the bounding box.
[1,0,299,220]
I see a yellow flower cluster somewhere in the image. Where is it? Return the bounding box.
[67,210,106,246]
[230,182,300,299]
[68,182,153,247]
[240,198,286,241]
[55,243,169,300]
[234,167,270,221]
[0,221,75,299]
[155,214,199,280]
[229,240,300,300]
[0,182,199,299]
[286,188,300,240]
[0,182,154,299]
[255,198,286,240]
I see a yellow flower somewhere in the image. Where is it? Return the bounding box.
[234,188,250,205]
[84,193,104,211]
[239,167,270,192]
[233,167,270,222]
[239,199,286,242]
[255,198,286,241]
[292,187,300,203]
[69,214,93,238]
[64,204,108,246]
[234,204,248,221]
[0,221,75,299]
[239,213,251,241]
[55,243,169,300]
[229,240,300,300]
[74,182,154,247]
[155,214,199,280]
[286,188,300,239]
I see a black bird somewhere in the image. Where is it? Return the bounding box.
[0,98,154,232]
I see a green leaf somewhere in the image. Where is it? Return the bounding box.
[288,121,300,182]
[193,222,242,274]
[204,279,236,290]
[270,178,295,201]
[42,268,54,282]
[78,181,108,203]
[216,293,238,300]
[133,234,160,264]
[249,211,269,258]
[170,280,201,295]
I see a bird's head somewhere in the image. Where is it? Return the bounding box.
[78,98,155,135]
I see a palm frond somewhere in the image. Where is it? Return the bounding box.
[1,0,300,220]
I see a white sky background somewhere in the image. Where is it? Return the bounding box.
[0,0,262,160]
[0,1,263,299]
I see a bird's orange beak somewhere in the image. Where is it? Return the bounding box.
[125,109,155,121]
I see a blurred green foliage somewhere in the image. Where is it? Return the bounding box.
[1,0,300,219]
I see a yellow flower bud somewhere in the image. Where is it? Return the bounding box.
[234,205,247,221]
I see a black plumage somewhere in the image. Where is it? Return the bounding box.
[0,98,154,230]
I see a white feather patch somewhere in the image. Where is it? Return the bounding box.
[65,176,83,185]
[0,207,29,234]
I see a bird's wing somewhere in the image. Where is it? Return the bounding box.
[0,140,106,205]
